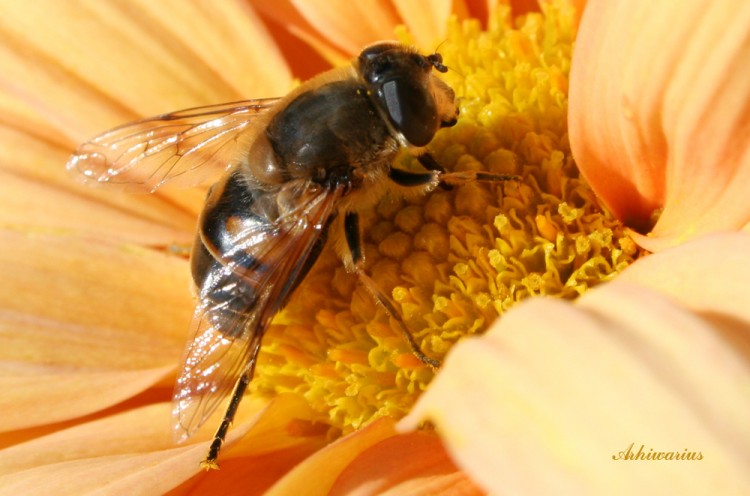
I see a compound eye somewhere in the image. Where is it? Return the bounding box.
[380,77,438,147]
[359,41,400,66]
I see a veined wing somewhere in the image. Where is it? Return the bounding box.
[172,181,343,441]
[66,98,279,192]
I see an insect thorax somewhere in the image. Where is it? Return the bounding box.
[265,79,398,188]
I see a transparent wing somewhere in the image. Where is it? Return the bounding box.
[171,181,343,442]
[66,98,279,192]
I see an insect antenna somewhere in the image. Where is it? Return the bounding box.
[429,39,465,78]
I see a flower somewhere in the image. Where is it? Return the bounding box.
[2,1,748,495]
[398,0,750,494]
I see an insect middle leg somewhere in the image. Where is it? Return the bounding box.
[344,211,440,370]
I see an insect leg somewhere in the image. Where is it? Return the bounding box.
[344,212,363,266]
[200,336,262,470]
[418,153,519,186]
[440,170,520,184]
[417,153,446,174]
[344,212,440,370]
[355,270,440,370]
[388,167,437,187]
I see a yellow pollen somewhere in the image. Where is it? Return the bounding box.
[251,2,645,436]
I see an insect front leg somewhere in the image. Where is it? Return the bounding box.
[417,153,520,186]
[387,167,438,188]
[391,154,518,192]
[344,211,440,370]
[416,153,446,174]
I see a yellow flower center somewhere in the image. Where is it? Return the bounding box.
[252,4,644,438]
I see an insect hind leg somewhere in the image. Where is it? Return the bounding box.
[200,336,261,470]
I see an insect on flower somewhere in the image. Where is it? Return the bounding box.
[67,41,515,468]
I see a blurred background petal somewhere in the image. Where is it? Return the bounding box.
[0,0,291,141]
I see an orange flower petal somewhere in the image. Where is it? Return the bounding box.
[185,444,324,495]
[225,395,327,458]
[0,174,198,247]
[0,0,291,143]
[0,402,219,494]
[0,231,192,429]
[1,403,174,475]
[0,372,170,436]
[400,284,750,493]
[569,0,750,250]
[181,394,330,494]
[0,232,191,367]
[0,121,206,246]
[330,430,482,495]
[392,0,454,48]
[266,418,397,495]
[0,445,209,495]
[249,0,351,66]
[253,0,468,62]
[0,395,323,494]
[287,0,401,55]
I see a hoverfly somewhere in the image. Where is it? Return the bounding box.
[67,41,512,468]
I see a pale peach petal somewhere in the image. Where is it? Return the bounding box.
[0,0,291,143]
[0,388,172,451]
[0,367,171,434]
[329,431,482,496]
[266,418,397,495]
[569,0,750,250]
[400,285,750,494]
[618,232,750,329]
[0,232,191,371]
